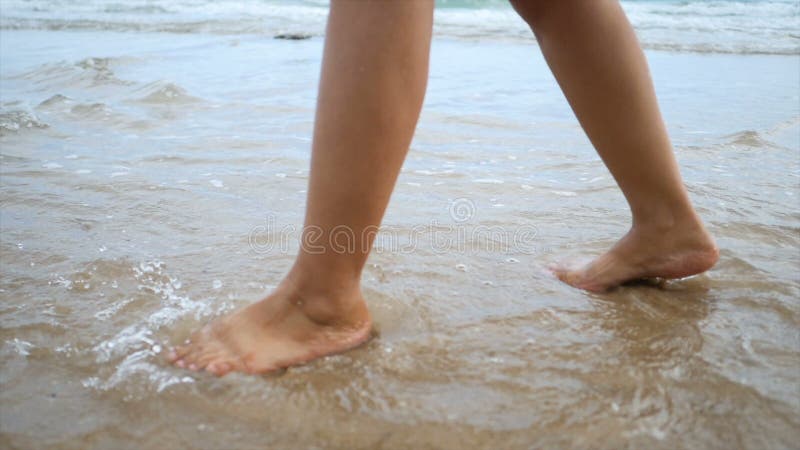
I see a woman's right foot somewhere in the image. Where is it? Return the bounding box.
[167,281,372,377]
[552,217,719,292]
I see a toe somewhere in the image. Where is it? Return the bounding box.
[547,262,575,282]
[174,342,205,369]
[206,362,232,377]
[549,264,588,288]
[167,344,191,362]
[545,261,563,273]
[550,266,575,285]
[558,270,578,285]
[195,348,227,369]
[180,346,205,369]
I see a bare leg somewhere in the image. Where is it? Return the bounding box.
[169,0,434,375]
[510,0,718,291]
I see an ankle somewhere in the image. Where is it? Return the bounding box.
[275,261,367,327]
[630,202,702,233]
[285,257,361,296]
[628,210,717,253]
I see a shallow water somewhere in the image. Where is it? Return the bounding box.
[1,2,800,449]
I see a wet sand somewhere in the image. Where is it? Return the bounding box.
[1,26,799,450]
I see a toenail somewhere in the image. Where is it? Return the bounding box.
[189,364,198,371]
[175,360,185,368]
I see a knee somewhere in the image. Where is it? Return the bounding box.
[508,0,556,29]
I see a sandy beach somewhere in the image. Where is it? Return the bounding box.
[1,1,799,448]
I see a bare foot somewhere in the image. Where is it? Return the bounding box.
[552,218,719,292]
[167,283,372,376]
